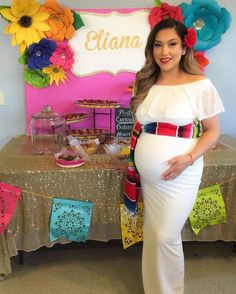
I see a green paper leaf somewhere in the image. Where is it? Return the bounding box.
[72,10,84,30]
[18,51,29,65]
[0,5,10,10]
[153,0,161,7]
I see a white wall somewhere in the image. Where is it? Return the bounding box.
[0,0,235,148]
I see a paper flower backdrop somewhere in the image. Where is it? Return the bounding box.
[193,51,209,71]
[0,0,232,88]
[42,64,67,86]
[50,42,74,70]
[0,0,50,53]
[148,0,231,71]
[28,38,56,69]
[179,0,232,51]
[39,0,75,42]
[149,3,183,28]
[24,68,50,88]
[0,0,83,88]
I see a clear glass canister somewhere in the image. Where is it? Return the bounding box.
[30,105,66,155]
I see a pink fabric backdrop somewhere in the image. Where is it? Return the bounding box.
[25,8,147,134]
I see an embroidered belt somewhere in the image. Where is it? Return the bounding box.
[143,120,201,139]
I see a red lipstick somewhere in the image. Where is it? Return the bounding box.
[160,58,171,64]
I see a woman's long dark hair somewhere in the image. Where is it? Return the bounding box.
[130,18,201,113]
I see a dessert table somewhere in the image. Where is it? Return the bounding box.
[1,134,236,279]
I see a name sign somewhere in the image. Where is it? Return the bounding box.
[69,10,150,76]
[115,108,134,138]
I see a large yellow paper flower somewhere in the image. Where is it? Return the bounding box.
[0,0,50,53]
[42,65,67,86]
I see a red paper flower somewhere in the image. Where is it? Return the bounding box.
[126,83,134,93]
[184,28,197,49]
[194,51,209,71]
[148,3,183,28]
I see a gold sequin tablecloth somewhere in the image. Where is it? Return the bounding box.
[1,135,236,279]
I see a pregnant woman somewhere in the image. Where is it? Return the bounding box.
[125,18,224,294]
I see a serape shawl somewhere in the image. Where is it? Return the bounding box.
[124,122,142,214]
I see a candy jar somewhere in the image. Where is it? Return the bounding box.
[30,105,66,155]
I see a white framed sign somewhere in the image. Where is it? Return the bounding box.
[69,10,150,77]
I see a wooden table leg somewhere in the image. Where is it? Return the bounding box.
[18,250,24,265]
[233,242,236,253]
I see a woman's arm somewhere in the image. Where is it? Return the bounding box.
[188,115,220,162]
[161,115,220,181]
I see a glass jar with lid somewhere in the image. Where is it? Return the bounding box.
[30,105,66,155]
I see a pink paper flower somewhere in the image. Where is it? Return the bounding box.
[148,3,183,28]
[184,28,197,49]
[50,42,74,70]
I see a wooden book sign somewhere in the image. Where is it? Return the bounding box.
[115,108,134,138]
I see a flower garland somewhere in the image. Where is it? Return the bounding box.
[0,0,232,88]
[0,0,84,88]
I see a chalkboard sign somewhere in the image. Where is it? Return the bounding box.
[115,108,134,138]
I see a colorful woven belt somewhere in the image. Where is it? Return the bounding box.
[143,120,201,139]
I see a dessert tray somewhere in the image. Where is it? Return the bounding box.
[54,151,85,168]
[78,138,100,155]
[75,99,120,108]
[64,113,89,124]
[103,138,130,159]
[67,128,108,139]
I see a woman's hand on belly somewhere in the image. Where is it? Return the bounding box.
[161,154,192,181]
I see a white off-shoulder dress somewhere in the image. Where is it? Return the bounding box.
[134,79,225,294]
